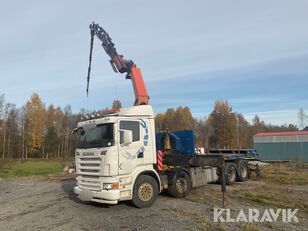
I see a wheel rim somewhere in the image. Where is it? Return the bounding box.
[240,165,247,178]
[175,178,187,194]
[228,167,236,182]
[138,182,153,201]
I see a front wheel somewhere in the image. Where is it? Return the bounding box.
[132,175,158,208]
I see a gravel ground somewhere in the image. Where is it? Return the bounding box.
[0,177,307,231]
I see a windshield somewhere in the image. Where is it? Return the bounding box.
[78,123,114,149]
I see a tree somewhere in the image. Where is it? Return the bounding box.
[297,108,307,130]
[155,113,164,131]
[0,90,304,159]
[236,113,251,148]
[19,106,27,159]
[207,100,236,148]
[163,108,176,130]
[112,100,122,110]
[154,106,194,131]
[287,124,298,131]
[25,93,46,155]
[194,117,207,149]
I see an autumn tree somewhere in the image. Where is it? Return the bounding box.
[25,93,46,156]
[155,113,164,131]
[207,100,236,149]
[162,108,176,130]
[0,91,305,159]
[174,107,195,130]
[235,113,251,148]
[154,106,194,131]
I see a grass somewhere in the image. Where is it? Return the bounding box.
[231,185,308,214]
[252,162,308,185]
[227,162,308,214]
[0,159,70,178]
[240,224,261,231]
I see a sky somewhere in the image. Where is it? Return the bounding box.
[1,0,308,126]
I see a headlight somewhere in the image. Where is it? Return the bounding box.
[103,183,119,190]
[75,151,80,156]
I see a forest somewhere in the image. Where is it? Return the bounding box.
[0,93,303,159]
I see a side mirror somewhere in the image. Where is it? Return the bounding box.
[72,128,79,134]
[72,127,85,135]
[122,130,133,145]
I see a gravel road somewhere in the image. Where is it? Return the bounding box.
[0,177,307,231]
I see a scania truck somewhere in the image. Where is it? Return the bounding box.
[73,23,257,208]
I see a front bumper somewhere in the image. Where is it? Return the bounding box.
[74,186,120,205]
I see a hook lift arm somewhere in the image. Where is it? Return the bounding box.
[86,22,149,106]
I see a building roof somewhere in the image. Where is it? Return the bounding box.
[255,131,308,137]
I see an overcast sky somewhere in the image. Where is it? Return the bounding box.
[1,0,308,125]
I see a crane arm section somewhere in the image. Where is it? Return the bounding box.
[87,22,149,106]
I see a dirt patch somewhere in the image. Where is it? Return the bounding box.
[0,163,307,231]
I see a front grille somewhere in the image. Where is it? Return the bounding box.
[79,175,101,191]
[80,163,100,167]
[77,157,101,175]
[80,157,101,161]
[80,169,99,173]
[77,156,103,190]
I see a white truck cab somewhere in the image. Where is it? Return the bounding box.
[74,105,161,207]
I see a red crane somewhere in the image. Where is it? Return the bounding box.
[86,22,149,106]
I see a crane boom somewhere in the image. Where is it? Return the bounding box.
[86,22,149,106]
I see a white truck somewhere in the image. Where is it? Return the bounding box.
[73,105,224,207]
[73,23,255,208]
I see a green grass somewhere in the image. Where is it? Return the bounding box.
[0,159,69,178]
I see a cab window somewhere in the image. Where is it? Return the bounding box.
[120,121,140,144]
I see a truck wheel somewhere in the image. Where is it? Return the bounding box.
[225,162,237,185]
[168,171,192,198]
[237,160,249,182]
[132,175,158,208]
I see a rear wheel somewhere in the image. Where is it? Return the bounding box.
[237,160,249,182]
[132,175,158,208]
[225,162,237,185]
[168,171,192,198]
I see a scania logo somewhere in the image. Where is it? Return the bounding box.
[83,152,94,156]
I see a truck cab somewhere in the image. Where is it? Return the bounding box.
[74,105,161,207]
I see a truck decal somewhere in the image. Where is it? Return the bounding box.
[139,119,148,147]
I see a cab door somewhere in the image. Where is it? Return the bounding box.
[118,120,144,175]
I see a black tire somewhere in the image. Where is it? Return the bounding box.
[168,171,192,198]
[237,160,249,182]
[225,162,237,185]
[132,175,158,208]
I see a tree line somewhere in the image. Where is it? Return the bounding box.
[0,93,303,159]
[155,101,301,150]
